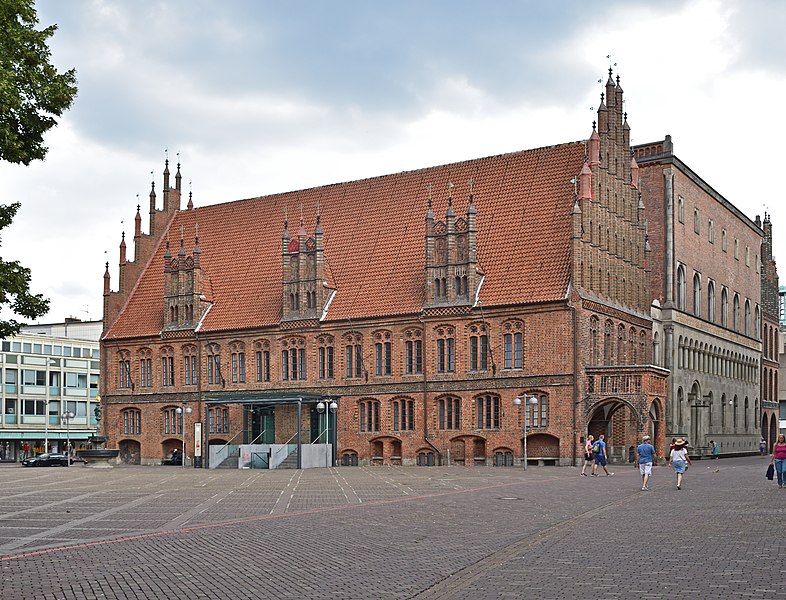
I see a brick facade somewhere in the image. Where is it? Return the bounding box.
[102,73,668,468]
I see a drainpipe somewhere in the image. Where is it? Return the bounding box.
[419,315,441,464]
[571,303,579,467]
[196,330,205,468]
[296,398,302,469]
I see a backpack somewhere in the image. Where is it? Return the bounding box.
[592,441,602,454]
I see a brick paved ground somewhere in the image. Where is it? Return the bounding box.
[0,456,783,599]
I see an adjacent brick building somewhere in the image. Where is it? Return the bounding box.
[101,72,668,467]
[758,214,780,449]
[636,137,764,456]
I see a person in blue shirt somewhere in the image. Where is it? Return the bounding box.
[591,434,613,476]
[635,434,657,490]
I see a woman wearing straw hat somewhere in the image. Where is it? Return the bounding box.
[668,438,692,490]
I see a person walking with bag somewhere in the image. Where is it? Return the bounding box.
[669,438,691,490]
[591,434,613,477]
[770,434,786,488]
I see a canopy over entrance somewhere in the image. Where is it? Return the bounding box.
[202,392,339,469]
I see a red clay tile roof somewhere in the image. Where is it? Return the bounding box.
[105,141,585,339]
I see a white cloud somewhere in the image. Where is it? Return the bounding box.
[3,0,786,324]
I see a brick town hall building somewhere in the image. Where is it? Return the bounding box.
[101,72,668,468]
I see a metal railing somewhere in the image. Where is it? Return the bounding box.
[272,431,299,460]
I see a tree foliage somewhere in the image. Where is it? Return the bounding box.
[0,0,74,333]
[0,203,50,336]
[0,0,78,165]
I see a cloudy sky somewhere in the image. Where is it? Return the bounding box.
[1,0,784,323]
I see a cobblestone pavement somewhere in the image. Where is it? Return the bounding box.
[0,456,783,599]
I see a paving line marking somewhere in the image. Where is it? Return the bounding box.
[0,476,560,563]
[358,466,414,495]
[283,469,304,513]
[331,468,362,504]
[409,489,648,599]
[0,490,105,520]
[269,470,302,515]
[0,491,168,553]
[159,487,241,530]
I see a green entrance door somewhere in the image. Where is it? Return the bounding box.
[251,407,275,444]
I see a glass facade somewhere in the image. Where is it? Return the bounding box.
[0,322,101,462]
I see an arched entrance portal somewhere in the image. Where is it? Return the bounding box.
[587,398,649,464]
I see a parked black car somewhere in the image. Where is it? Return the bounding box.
[21,453,70,467]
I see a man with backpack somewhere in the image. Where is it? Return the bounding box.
[591,434,614,476]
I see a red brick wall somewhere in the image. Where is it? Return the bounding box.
[103,304,590,465]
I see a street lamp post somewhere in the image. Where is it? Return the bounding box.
[316,399,338,467]
[61,411,75,466]
[513,395,539,470]
[44,400,49,454]
[175,405,192,468]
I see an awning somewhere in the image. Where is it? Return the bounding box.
[0,431,93,440]
[203,392,332,406]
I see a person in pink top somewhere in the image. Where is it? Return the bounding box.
[580,435,594,476]
[770,434,786,488]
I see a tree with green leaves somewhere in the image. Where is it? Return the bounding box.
[0,0,77,333]
[1,0,77,165]
[0,203,50,336]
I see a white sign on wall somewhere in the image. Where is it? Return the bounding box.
[194,421,202,457]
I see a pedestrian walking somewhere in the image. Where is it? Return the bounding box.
[770,434,786,488]
[580,435,594,476]
[760,438,767,457]
[591,434,614,477]
[709,440,719,472]
[669,438,691,490]
[635,434,656,490]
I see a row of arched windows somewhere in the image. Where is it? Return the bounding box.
[357,393,549,434]
[116,322,526,389]
[676,265,760,336]
[121,405,231,438]
[588,317,647,366]
[763,366,779,402]
[763,322,779,361]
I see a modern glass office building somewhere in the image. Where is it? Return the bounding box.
[0,320,101,462]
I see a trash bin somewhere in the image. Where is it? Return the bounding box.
[194,456,203,468]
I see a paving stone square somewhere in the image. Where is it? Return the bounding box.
[0,456,783,599]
